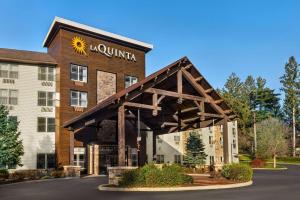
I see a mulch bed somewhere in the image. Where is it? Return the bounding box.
[190,175,236,186]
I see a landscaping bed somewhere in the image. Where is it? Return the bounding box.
[0,169,68,185]
[101,163,253,191]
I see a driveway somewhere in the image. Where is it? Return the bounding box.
[1,165,300,200]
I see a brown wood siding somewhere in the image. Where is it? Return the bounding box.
[48,29,146,166]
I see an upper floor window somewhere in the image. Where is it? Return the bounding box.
[70,64,87,82]
[125,75,138,88]
[37,117,55,132]
[38,91,55,106]
[0,63,18,79]
[70,90,87,107]
[38,66,55,81]
[0,89,18,105]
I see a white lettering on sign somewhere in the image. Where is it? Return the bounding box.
[90,44,136,62]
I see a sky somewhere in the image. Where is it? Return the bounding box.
[1,0,300,95]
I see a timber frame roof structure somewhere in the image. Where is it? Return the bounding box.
[64,57,235,133]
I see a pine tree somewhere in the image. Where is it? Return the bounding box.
[184,131,207,168]
[280,56,300,157]
[0,105,24,168]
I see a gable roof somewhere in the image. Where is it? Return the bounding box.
[63,57,235,129]
[43,17,153,52]
[0,48,57,65]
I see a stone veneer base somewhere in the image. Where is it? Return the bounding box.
[98,181,253,192]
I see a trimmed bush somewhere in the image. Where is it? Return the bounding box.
[119,164,193,187]
[221,163,253,182]
[251,158,266,168]
[0,169,9,179]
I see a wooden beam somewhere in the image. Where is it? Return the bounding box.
[161,122,178,128]
[157,95,165,104]
[118,105,126,166]
[177,70,183,104]
[152,93,158,116]
[198,112,223,118]
[124,102,162,111]
[179,107,198,113]
[205,88,214,93]
[195,76,203,82]
[214,99,223,104]
[145,88,208,103]
[184,64,192,69]
[224,110,232,114]
[181,68,226,117]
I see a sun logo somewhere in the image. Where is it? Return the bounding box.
[71,36,87,55]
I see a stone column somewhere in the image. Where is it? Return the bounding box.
[94,144,99,175]
[69,131,74,165]
[223,119,230,164]
[88,145,94,175]
[118,106,126,166]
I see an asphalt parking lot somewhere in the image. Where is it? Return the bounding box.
[1,165,300,200]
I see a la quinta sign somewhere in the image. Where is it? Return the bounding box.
[90,44,136,62]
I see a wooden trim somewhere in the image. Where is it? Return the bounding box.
[145,88,208,102]
[181,68,226,117]
[214,99,223,104]
[124,102,162,111]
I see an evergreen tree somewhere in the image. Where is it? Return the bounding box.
[0,105,24,168]
[184,131,207,168]
[280,56,300,156]
[221,73,282,153]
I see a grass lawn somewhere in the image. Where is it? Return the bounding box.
[266,157,300,165]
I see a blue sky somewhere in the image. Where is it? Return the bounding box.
[1,0,300,94]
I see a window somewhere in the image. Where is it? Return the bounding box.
[220,156,223,163]
[0,63,18,79]
[70,64,87,82]
[38,66,55,81]
[125,75,138,88]
[0,89,18,105]
[37,153,55,169]
[174,155,181,164]
[70,90,87,107]
[37,117,55,132]
[209,136,214,145]
[38,91,55,106]
[174,135,180,142]
[73,147,85,168]
[232,127,236,137]
[233,139,236,149]
[156,155,164,164]
[209,156,214,165]
[9,116,17,122]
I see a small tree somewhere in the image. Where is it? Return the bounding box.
[184,131,207,171]
[0,105,24,169]
[256,118,288,168]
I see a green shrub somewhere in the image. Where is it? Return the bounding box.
[0,169,9,179]
[119,164,192,187]
[221,163,253,182]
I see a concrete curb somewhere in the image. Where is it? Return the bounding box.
[98,181,253,192]
[0,177,80,187]
[253,167,287,170]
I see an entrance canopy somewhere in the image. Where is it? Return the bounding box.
[63,57,236,165]
[64,57,235,131]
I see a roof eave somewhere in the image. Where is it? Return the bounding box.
[43,17,153,52]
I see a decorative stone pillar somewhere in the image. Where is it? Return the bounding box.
[94,144,99,175]
[69,131,74,165]
[223,119,229,164]
[88,145,94,175]
[118,106,126,166]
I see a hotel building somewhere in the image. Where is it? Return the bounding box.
[0,17,238,172]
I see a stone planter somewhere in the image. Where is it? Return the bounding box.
[107,166,138,185]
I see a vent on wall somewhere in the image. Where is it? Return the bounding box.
[41,81,53,87]
[41,107,53,112]
[2,79,15,84]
